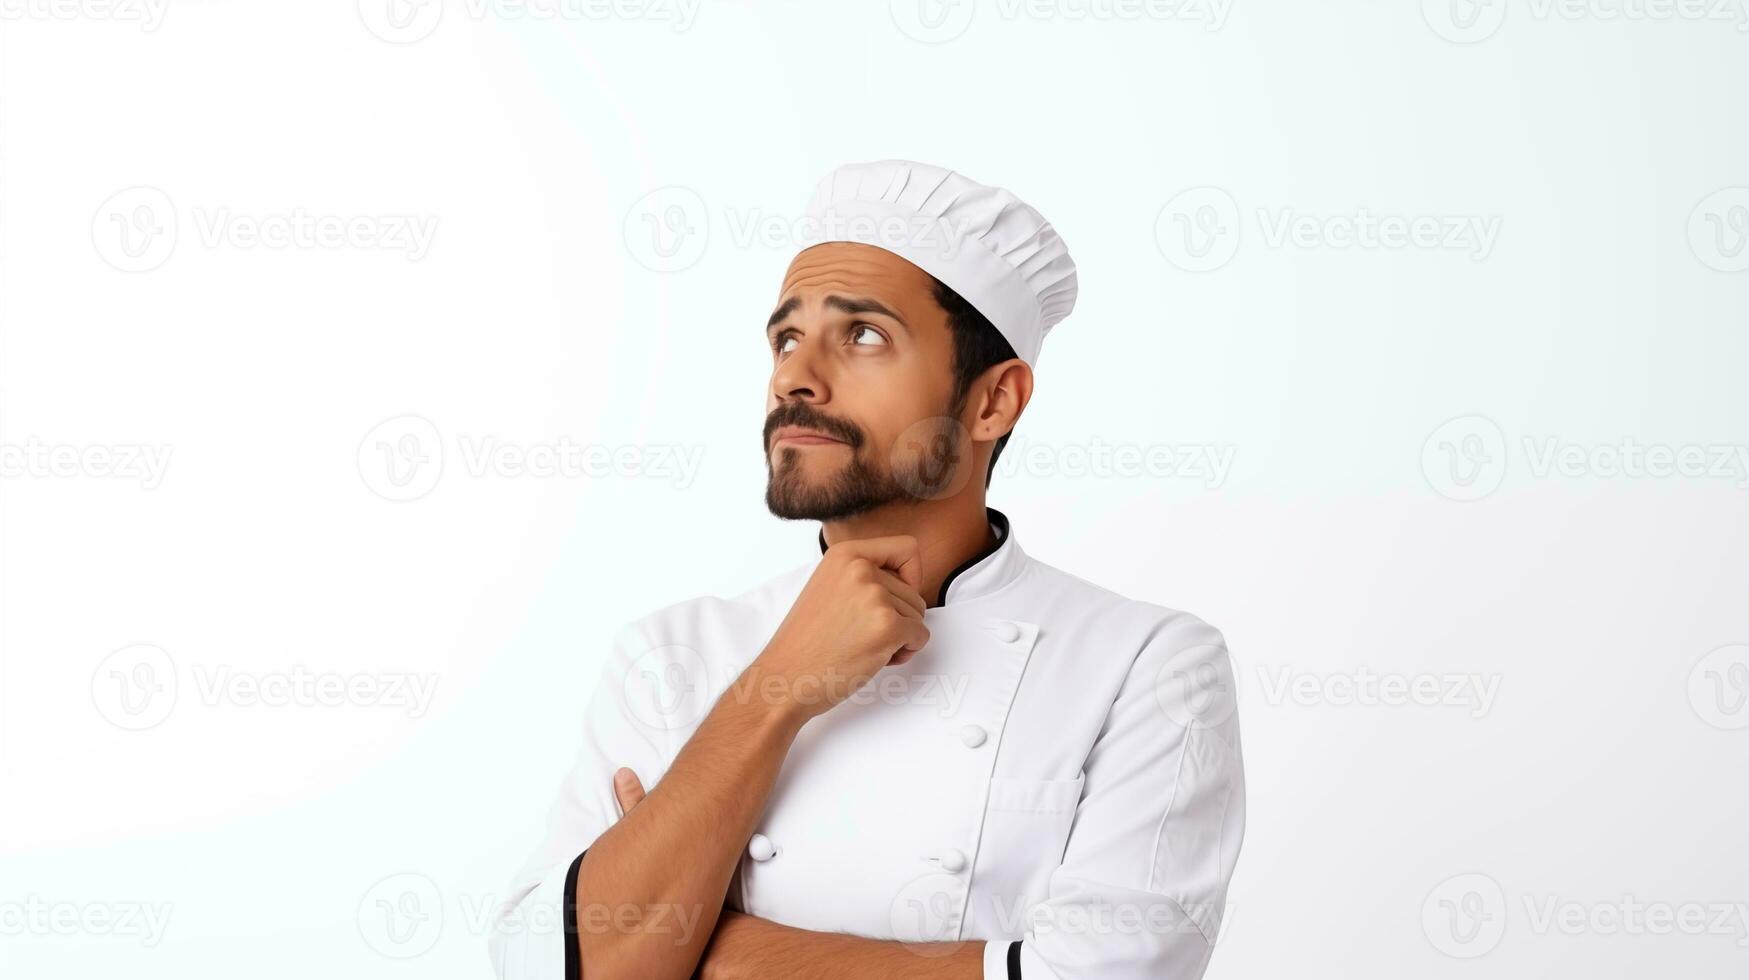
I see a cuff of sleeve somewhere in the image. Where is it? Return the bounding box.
[983,938,1024,979]
[490,853,581,980]
[563,850,586,980]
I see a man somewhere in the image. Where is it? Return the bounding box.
[491,160,1245,980]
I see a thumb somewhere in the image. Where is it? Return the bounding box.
[613,767,646,816]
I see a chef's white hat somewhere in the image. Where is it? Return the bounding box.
[798,159,1078,366]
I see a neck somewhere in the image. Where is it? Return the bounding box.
[820,494,994,607]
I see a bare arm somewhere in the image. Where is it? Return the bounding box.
[574,536,931,980]
[574,670,799,978]
[697,912,985,980]
[607,773,984,980]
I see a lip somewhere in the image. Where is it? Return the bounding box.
[771,426,849,449]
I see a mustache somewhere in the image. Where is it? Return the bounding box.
[763,403,865,451]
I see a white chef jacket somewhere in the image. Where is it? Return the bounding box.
[491,508,1245,980]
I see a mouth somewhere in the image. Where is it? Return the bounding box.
[771,426,850,450]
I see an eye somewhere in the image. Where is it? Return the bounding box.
[849,323,888,346]
[771,330,799,354]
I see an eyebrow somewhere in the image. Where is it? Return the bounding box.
[766,294,909,335]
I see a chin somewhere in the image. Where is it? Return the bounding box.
[764,467,888,522]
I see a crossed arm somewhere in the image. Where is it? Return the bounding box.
[573,666,984,980]
[603,764,984,980]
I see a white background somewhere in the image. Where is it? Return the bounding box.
[3,0,1747,976]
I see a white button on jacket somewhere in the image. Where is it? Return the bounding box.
[491,509,1246,980]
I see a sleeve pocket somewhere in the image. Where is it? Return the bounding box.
[1151,726,1242,945]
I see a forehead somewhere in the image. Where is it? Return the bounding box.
[776,242,937,316]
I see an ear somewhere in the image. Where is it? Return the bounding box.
[965,358,1034,443]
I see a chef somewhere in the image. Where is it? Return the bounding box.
[490,160,1245,980]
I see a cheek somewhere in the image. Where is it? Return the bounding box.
[866,397,953,464]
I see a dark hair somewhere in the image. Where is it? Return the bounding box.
[931,276,1019,487]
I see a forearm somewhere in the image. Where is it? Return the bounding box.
[697,912,985,980]
[575,664,804,980]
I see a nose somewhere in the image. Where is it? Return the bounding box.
[770,336,828,407]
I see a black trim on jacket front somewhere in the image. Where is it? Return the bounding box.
[815,507,1010,609]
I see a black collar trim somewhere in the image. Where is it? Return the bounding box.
[816,508,1010,609]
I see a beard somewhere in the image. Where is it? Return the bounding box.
[764,446,913,521]
[763,401,967,521]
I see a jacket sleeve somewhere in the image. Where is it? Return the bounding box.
[488,622,683,979]
[987,613,1246,980]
